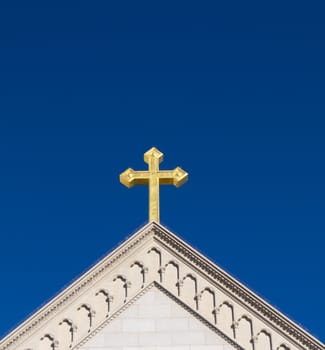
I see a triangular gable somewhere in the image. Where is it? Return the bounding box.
[0,222,323,350]
[77,283,242,350]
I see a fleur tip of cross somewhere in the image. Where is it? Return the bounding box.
[120,168,135,188]
[173,167,189,187]
[144,147,163,164]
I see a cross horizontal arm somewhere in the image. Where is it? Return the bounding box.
[158,167,188,187]
[120,168,150,188]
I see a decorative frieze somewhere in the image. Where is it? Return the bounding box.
[0,222,323,350]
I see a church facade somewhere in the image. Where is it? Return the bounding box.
[0,148,323,350]
[0,222,323,350]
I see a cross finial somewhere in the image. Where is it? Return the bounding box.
[120,147,188,223]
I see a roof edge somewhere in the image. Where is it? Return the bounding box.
[0,222,155,349]
[151,222,324,350]
[1,222,324,350]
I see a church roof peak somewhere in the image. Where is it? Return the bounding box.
[1,222,324,350]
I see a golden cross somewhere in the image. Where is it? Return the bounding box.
[120,147,188,223]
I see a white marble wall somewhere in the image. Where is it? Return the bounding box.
[80,288,235,350]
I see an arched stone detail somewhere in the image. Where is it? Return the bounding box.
[164,260,180,296]
[130,261,148,289]
[147,247,162,282]
[58,319,77,348]
[277,345,290,350]
[236,315,254,350]
[40,334,58,350]
[180,273,198,310]
[198,287,216,324]
[77,304,95,333]
[256,329,272,350]
[95,289,113,318]
[113,275,131,303]
[216,301,235,339]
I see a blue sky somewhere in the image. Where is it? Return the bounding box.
[0,1,324,343]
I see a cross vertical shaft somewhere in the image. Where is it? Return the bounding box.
[120,147,188,223]
[147,150,160,222]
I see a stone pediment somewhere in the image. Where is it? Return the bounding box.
[77,282,241,350]
[0,222,323,350]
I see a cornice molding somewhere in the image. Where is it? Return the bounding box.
[0,222,324,350]
[0,223,154,350]
[151,222,325,350]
